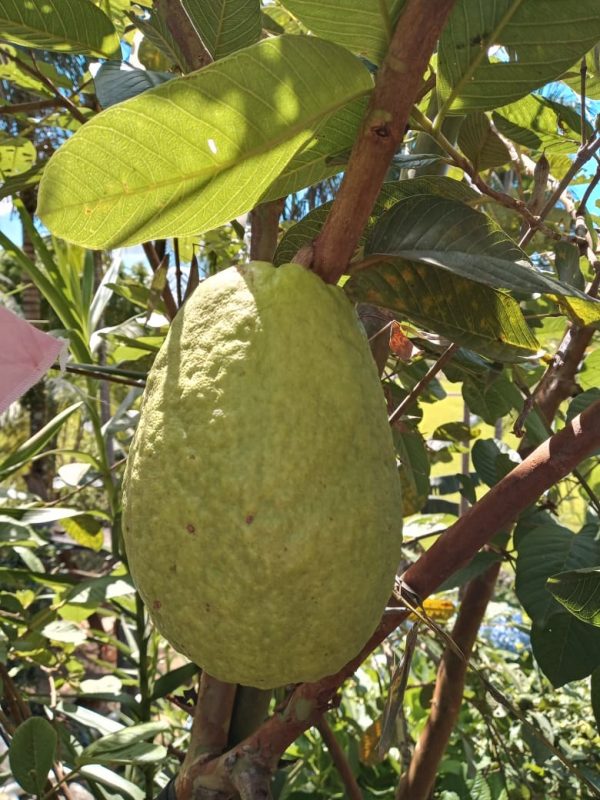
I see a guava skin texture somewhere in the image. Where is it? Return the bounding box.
[122,261,402,689]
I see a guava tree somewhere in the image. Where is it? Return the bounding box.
[2,1,600,799]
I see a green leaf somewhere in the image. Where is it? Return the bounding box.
[128,6,186,69]
[471,439,519,487]
[182,0,261,60]
[516,523,600,628]
[366,195,594,301]
[580,348,600,391]
[94,61,174,109]
[0,516,40,548]
[9,717,57,796]
[259,95,368,204]
[562,45,600,100]
[78,721,169,766]
[548,568,600,626]
[0,134,36,177]
[345,260,540,362]
[530,613,600,687]
[462,373,521,424]
[79,764,144,800]
[151,661,199,700]
[457,112,511,170]
[0,160,44,200]
[42,620,87,645]
[61,515,104,552]
[282,0,406,65]
[438,0,600,112]
[394,430,430,516]
[0,0,120,57]
[37,35,372,248]
[274,178,479,266]
[566,388,600,424]
[493,95,584,155]
[438,551,503,592]
[0,402,82,479]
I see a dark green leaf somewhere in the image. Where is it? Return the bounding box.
[457,112,510,170]
[274,178,479,266]
[281,0,406,65]
[462,374,521,424]
[531,614,600,687]
[472,439,519,487]
[438,552,503,593]
[438,0,600,112]
[0,0,120,57]
[345,260,540,362]
[182,0,261,60]
[366,195,592,300]
[548,568,600,625]
[94,61,174,109]
[151,662,199,700]
[516,523,600,628]
[9,717,57,795]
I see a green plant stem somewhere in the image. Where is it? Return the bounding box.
[135,593,154,800]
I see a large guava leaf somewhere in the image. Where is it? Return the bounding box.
[438,0,600,112]
[182,0,261,60]
[274,178,479,266]
[548,569,600,626]
[281,0,406,65]
[366,195,596,301]
[0,0,120,57]
[37,35,372,248]
[345,259,540,362]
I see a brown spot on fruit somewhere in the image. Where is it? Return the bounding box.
[153,600,161,610]
[245,514,255,525]
[186,523,196,533]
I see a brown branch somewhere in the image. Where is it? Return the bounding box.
[0,98,66,115]
[176,674,237,798]
[317,716,363,800]
[159,0,212,72]
[176,398,600,797]
[396,561,501,800]
[311,0,457,283]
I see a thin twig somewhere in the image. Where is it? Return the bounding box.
[317,716,363,800]
[388,343,458,424]
[581,57,588,147]
[577,165,600,214]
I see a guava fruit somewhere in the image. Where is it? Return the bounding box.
[122,261,402,688]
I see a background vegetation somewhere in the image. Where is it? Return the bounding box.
[1,1,600,799]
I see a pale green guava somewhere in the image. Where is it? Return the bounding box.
[122,261,402,688]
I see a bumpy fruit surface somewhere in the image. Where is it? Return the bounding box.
[122,261,402,688]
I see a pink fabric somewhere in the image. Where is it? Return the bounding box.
[0,305,64,414]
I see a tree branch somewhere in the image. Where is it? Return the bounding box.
[396,561,501,800]
[317,716,363,800]
[250,199,285,262]
[311,0,457,283]
[159,0,212,72]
